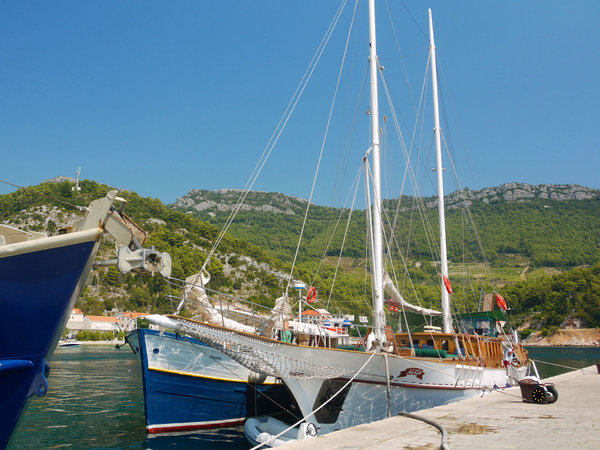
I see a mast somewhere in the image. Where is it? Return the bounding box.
[368,0,386,342]
[428,9,452,333]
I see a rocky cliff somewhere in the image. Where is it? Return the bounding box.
[524,328,600,347]
[174,183,600,214]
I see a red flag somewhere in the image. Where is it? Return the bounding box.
[496,294,507,311]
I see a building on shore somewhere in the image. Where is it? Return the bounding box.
[84,315,120,332]
[115,311,149,332]
[66,309,149,335]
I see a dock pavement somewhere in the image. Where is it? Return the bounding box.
[283,365,600,449]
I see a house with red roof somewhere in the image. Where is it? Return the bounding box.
[83,315,120,332]
[66,308,85,332]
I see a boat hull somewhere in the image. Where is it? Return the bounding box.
[150,318,527,436]
[280,347,513,434]
[129,328,297,434]
[0,237,99,448]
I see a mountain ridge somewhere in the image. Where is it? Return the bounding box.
[173,183,599,215]
[171,182,600,268]
[3,179,599,332]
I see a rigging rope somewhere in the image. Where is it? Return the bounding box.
[251,350,377,450]
[182,1,350,307]
[311,166,361,296]
[180,334,301,421]
[285,0,353,298]
[0,178,87,211]
[325,167,361,309]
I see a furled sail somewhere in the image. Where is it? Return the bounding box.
[383,272,442,316]
[261,295,293,337]
[184,271,255,334]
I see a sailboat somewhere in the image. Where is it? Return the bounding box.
[125,324,298,434]
[0,189,171,448]
[147,2,530,441]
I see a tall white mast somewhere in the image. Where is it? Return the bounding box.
[428,9,452,333]
[368,0,386,342]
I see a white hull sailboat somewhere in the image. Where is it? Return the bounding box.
[148,2,530,441]
[147,313,526,436]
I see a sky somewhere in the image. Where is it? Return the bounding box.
[1,1,598,207]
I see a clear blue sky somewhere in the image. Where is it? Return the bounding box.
[1,1,598,207]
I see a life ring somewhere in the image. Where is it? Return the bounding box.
[307,286,317,304]
[443,275,452,294]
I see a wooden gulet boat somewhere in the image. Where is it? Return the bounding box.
[147,3,531,442]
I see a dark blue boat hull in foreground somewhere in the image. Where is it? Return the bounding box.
[129,328,297,434]
[0,239,98,449]
[1,189,171,448]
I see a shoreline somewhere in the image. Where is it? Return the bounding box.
[58,339,126,346]
[524,343,600,348]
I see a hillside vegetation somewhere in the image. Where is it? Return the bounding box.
[2,180,599,332]
[503,263,600,330]
[174,183,600,268]
[0,180,286,315]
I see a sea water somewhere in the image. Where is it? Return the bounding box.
[8,345,600,449]
[525,346,600,378]
[8,345,247,449]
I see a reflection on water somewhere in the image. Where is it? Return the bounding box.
[8,345,600,448]
[143,427,246,450]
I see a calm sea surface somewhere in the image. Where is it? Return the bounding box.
[8,345,247,449]
[8,345,600,449]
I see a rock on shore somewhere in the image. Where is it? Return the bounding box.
[524,328,600,346]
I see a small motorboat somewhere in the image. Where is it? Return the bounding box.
[59,339,82,348]
[244,416,316,448]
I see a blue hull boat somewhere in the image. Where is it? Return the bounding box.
[0,190,171,448]
[128,328,297,434]
[0,239,99,448]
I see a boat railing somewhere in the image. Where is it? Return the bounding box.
[163,276,365,350]
[163,276,294,334]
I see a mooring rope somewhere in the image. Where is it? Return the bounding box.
[250,350,378,450]
[531,358,597,374]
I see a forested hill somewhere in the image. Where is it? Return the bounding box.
[173,183,600,268]
[2,179,599,330]
[0,180,289,314]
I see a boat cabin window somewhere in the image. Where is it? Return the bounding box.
[473,319,492,336]
[458,317,496,337]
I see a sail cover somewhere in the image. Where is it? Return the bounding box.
[184,272,256,334]
[383,272,442,316]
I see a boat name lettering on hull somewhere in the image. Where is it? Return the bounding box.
[398,368,425,379]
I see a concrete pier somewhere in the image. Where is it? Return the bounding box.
[285,366,600,449]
